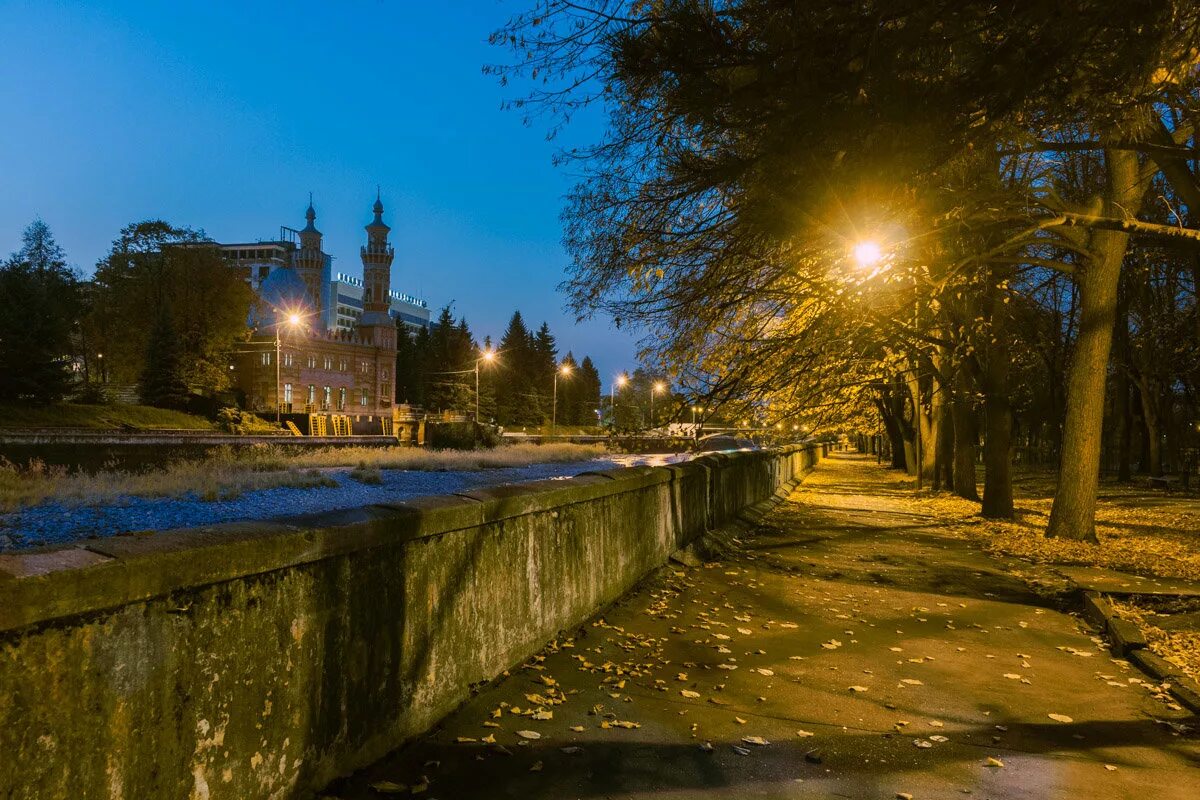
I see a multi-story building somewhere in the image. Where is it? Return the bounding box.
[230,196,420,425]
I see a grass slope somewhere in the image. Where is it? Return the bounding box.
[0,403,215,430]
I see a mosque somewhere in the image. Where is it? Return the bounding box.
[228,195,425,428]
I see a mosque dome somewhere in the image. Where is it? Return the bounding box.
[249,266,315,328]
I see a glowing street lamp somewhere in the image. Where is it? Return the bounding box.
[650,381,666,428]
[853,240,884,268]
[274,310,304,424]
[475,348,497,422]
[552,362,573,433]
[610,374,628,429]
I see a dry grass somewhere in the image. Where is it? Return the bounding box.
[289,442,608,472]
[0,443,610,512]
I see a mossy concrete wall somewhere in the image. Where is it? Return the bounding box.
[0,444,824,799]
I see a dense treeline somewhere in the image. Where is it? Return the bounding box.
[492,0,1200,541]
[395,307,606,428]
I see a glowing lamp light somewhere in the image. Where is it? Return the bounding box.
[616,374,629,387]
[559,363,572,375]
[480,349,496,362]
[653,381,666,393]
[853,240,884,268]
[287,313,302,327]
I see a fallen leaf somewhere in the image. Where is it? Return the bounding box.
[849,685,870,693]
[455,736,477,743]
[1048,713,1074,723]
[516,730,541,740]
[560,746,583,755]
[569,725,585,732]
[529,760,543,772]
[368,781,407,794]
[680,690,701,699]
[741,736,770,746]
[986,757,1005,768]
[914,739,933,749]
[796,729,815,738]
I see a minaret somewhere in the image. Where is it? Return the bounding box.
[358,190,395,350]
[294,195,325,325]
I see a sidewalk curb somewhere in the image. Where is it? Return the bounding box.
[1073,588,1200,715]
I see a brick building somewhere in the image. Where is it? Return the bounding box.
[232,196,405,427]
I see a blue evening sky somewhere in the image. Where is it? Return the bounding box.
[0,0,638,382]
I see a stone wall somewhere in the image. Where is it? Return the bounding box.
[0,444,824,799]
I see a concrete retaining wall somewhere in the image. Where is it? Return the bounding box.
[0,444,824,799]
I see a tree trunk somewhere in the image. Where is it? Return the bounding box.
[951,362,980,501]
[981,345,1014,518]
[1115,374,1133,481]
[1138,374,1163,477]
[1047,149,1143,541]
[935,392,954,491]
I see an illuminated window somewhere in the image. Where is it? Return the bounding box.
[307,385,315,406]
[283,383,292,404]
[323,386,331,410]
[360,389,369,407]
[338,387,346,410]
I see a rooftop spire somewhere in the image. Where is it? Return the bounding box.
[367,188,389,231]
[302,194,319,234]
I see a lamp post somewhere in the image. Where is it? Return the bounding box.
[854,238,922,489]
[552,363,572,432]
[610,374,628,430]
[275,312,303,425]
[650,381,665,430]
[475,348,496,422]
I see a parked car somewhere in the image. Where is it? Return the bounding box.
[695,433,760,452]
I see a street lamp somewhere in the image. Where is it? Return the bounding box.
[853,240,883,268]
[611,374,628,430]
[274,311,304,424]
[650,381,666,429]
[852,237,922,489]
[475,348,496,422]
[552,362,572,433]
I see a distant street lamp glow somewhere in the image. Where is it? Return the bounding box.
[853,240,884,268]
[650,381,666,427]
[552,361,573,432]
[610,374,628,429]
[475,348,497,421]
[287,312,302,327]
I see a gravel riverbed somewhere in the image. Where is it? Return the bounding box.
[0,453,691,552]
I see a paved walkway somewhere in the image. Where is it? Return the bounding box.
[328,454,1199,800]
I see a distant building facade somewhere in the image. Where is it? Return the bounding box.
[228,196,424,421]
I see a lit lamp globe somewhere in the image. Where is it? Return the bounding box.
[853,240,883,268]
